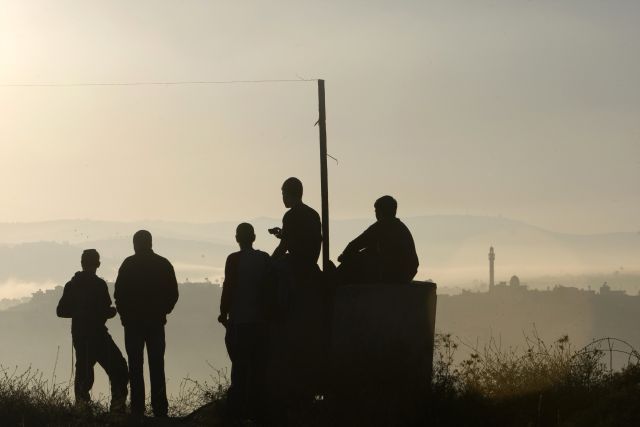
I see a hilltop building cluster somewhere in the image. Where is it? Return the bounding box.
[488,246,526,292]
[486,246,631,297]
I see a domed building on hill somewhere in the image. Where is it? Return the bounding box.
[487,247,527,293]
[509,275,522,287]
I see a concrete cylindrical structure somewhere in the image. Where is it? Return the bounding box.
[329,281,438,392]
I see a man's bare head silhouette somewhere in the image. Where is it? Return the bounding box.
[374,196,397,221]
[133,230,153,254]
[281,177,303,209]
[235,223,256,249]
[81,249,101,273]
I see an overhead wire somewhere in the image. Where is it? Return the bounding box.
[0,77,337,161]
[0,77,338,163]
[0,78,318,88]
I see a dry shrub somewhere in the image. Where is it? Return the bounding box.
[431,331,640,426]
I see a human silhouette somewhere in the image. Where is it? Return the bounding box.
[114,230,179,418]
[267,178,327,415]
[271,177,322,278]
[218,223,271,421]
[337,196,419,284]
[56,249,128,413]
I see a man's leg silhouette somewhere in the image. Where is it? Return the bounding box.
[337,249,379,285]
[248,324,268,419]
[73,337,96,404]
[124,326,146,415]
[147,325,169,417]
[94,332,129,412]
[225,323,252,417]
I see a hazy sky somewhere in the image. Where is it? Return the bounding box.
[1,0,638,233]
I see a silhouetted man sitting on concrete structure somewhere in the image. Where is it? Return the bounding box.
[271,177,322,280]
[218,223,271,422]
[114,230,179,418]
[337,196,419,284]
[56,249,128,413]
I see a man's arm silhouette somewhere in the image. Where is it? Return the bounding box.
[402,224,420,282]
[338,224,376,262]
[219,254,236,324]
[113,260,131,320]
[163,261,179,315]
[272,238,287,259]
[99,279,117,319]
[271,225,288,259]
[56,281,74,318]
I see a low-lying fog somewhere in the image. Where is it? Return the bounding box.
[1,215,638,300]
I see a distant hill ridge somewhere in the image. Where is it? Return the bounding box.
[0,215,637,244]
[0,216,638,297]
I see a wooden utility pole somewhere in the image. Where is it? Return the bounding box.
[318,79,330,271]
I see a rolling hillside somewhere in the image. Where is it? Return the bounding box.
[0,216,638,299]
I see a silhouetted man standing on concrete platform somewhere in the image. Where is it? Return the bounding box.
[56,249,128,413]
[337,195,419,284]
[114,230,179,418]
[268,177,327,411]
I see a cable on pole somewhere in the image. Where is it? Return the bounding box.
[0,78,317,88]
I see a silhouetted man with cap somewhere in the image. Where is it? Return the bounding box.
[114,230,179,418]
[271,177,322,278]
[57,249,128,413]
[219,223,271,421]
[337,196,419,284]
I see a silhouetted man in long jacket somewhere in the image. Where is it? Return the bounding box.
[114,230,179,418]
[337,195,419,284]
[57,249,128,412]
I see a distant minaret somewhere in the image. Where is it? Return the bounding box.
[488,246,495,291]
